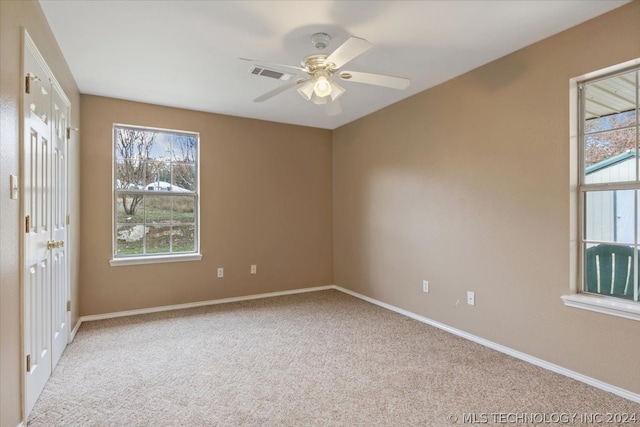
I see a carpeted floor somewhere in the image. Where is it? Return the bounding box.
[28,290,639,426]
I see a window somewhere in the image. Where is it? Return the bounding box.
[110,124,201,265]
[564,61,640,320]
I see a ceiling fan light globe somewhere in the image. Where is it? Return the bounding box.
[313,75,332,98]
[311,92,328,105]
[330,81,345,101]
[297,81,314,101]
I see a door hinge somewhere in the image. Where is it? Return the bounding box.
[66,300,71,312]
[66,214,70,225]
[25,215,30,233]
[66,127,78,140]
[25,73,40,94]
[26,354,31,372]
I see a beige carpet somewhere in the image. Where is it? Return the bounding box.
[28,290,639,426]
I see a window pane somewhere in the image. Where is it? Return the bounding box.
[172,196,195,224]
[116,194,145,223]
[584,128,636,183]
[171,134,197,162]
[144,161,171,190]
[116,159,143,189]
[584,243,637,300]
[172,225,195,253]
[114,127,159,162]
[172,163,196,192]
[146,196,172,222]
[584,190,634,244]
[116,224,146,256]
[146,225,171,254]
[637,190,640,244]
[584,71,637,130]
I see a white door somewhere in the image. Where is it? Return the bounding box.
[23,31,70,417]
[51,82,69,368]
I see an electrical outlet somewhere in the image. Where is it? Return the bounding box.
[422,280,429,293]
[250,264,257,275]
[217,267,224,278]
[467,291,475,306]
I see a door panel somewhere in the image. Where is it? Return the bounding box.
[24,260,51,412]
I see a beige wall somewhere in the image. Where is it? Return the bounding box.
[0,1,81,426]
[80,96,333,315]
[333,2,640,394]
[1,2,638,425]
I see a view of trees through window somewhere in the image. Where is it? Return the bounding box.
[583,70,637,170]
[584,110,636,168]
[114,125,198,257]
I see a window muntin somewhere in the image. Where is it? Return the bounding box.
[113,125,199,259]
[580,68,639,303]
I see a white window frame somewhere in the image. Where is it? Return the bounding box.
[109,123,202,266]
[563,58,640,321]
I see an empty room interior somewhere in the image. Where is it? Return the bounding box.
[1,1,640,425]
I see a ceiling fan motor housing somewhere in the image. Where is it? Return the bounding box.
[302,55,336,74]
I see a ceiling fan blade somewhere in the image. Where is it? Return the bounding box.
[325,99,342,116]
[240,57,306,73]
[339,70,410,90]
[253,79,308,103]
[325,36,372,69]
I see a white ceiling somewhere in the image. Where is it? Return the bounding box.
[39,0,628,130]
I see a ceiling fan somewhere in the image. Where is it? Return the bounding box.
[242,33,410,116]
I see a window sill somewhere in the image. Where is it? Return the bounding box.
[109,253,202,267]
[561,293,640,321]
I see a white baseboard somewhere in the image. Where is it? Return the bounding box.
[333,285,640,404]
[71,284,639,404]
[70,318,82,342]
[77,285,334,325]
